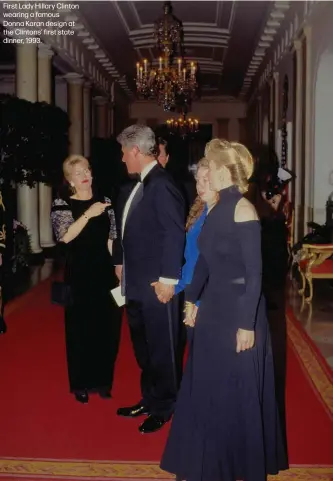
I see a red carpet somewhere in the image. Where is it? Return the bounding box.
[0,278,332,480]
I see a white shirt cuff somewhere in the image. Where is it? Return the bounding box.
[159,277,179,285]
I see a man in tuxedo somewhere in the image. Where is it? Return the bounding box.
[114,125,185,434]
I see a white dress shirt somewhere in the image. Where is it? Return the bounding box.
[122,160,178,286]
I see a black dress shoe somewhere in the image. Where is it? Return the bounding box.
[75,392,89,404]
[98,388,112,399]
[0,317,7,335]
[117,403,149,418]
[139,415,167,434]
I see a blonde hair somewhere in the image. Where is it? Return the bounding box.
[63,154,90,180]
[186,157,213,232]
[204,139,254,194]
[230,142,254,181]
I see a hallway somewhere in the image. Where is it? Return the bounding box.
[0,274,332,481]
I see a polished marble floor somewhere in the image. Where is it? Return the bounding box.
[289,278,333,369]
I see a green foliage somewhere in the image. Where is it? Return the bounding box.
[0,94,69,187]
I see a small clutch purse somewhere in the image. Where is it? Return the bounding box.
[51,281,72,307]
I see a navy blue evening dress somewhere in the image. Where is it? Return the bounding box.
[160,186,288,481]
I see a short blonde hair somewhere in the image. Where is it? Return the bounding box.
[204,139,254,194]
[63,154,90,180]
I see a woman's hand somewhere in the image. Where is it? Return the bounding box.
[115,265,123,284]
[183,302,198,327]
[236,329,255,353]
[85,202,110,219]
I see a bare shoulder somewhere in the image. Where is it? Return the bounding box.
[234,197,259,223]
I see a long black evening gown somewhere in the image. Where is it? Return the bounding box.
[51,196,122,394]
[161,186,288,481]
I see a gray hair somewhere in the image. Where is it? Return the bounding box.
[117,124,156,156]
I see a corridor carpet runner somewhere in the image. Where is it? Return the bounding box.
[0,278,332,480]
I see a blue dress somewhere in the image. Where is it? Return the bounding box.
[175,206,208,303]
[161,186,288,481]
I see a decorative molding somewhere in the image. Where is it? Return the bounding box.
[63,73,84,85]
[93,95,108,105]
[0,458,329,480]
[38,43,54,59]
[0,74,15,84]
[293,39,302,51]
[240,1,291,98]
[115,0,236,94]
[248,0,322,107]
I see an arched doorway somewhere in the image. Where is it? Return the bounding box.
[314,50,333,223]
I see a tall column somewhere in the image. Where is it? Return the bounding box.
[107,102,114,136]
[38,43,55,248]
[94,96,108,138]
[83,82,92,158]
[110,82,115,136]
[303,26,313,229]
[16,44,42,254]
[273,72,280,149]
[65,73,84,154]
[257,96,262,143]
[293,39,303,241]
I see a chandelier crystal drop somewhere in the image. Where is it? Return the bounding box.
[135,1,198,111]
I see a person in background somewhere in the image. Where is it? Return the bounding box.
[158,137,196,213]
[175,157,217,301]
[51,155,122,404]
[157,137,170,168]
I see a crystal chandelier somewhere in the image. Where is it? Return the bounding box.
[166,114,200,138]
[135,1,198,111]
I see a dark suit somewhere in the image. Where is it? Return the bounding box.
[114,164,186,419]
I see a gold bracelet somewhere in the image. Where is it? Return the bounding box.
[183,301,194,315]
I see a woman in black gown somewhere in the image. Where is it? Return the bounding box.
[51,155,122,404]
[160,140,288,481]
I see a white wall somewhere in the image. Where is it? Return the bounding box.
[311,3,333,223]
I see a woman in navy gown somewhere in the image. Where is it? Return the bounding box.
[161,139,288,481]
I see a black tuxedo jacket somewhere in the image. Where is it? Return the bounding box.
[113,165,185,299]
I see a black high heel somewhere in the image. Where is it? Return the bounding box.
[74,391,89,404]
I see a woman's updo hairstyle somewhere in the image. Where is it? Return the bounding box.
[204,139,254,194]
